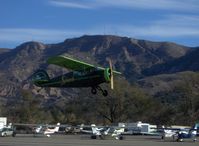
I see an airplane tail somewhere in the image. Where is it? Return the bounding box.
[190,124,198,136]
[193,123,199,129]
[32,70,50,86]
[91,124,102,135]
[43,123,60,136]
[35,126,42,133]
[54,123,60,132]
[91,124,98,134]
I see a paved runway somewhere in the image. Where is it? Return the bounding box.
[0,134,198,146]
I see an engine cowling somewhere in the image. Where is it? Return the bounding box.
[104,68,111,82]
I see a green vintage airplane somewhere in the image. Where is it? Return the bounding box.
[32,55,121,96]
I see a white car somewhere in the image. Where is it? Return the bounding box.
[0,128,16,137]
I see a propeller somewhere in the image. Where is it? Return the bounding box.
[108,59,114,90]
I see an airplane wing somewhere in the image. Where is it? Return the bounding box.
[47,55,121,74]
[47,55,95,71]
[13,123,69,128]
[13,123,38,126]
[140,131,162,136]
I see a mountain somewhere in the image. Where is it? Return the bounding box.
[0,48,10,54]
[137,71,199,96]
[143,47,199,75]
[0,35,198,104]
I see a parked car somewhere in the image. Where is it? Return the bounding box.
[0,127,16,137]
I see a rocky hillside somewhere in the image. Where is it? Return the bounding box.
[143,47,199,75]
[0,48,10,54]
[0,35,198,104]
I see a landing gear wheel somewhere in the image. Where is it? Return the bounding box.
[102,90,108,96]
[119,135,124,140]
[91,86,109,96]
[91,88,97,94]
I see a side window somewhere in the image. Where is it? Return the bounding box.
[74,71,82,76]
[4,128,8,131]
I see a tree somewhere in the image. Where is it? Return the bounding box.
[94,78,161,124]
[6,89,53,123]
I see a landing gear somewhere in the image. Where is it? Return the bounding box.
[119,135,124,140]
[91,86,108,96]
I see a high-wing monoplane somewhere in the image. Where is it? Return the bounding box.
[80,124,124,140]
[33,123,60,137]
[13,123,61,137]
[32,55,121,96]
[159,124,198,142]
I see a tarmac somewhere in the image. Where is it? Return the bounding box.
[0,134,198,146]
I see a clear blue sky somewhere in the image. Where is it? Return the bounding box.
[0,0,199,48]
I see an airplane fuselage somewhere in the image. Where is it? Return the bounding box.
[34,69,109,88]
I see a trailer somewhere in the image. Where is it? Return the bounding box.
[118,121,158,135]
[0,117,7,129]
